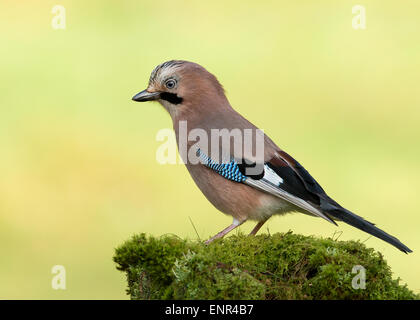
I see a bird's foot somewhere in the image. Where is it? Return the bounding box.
[248,220,268,236]
[205,219,245,245]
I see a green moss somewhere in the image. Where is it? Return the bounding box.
[113,232,418,300]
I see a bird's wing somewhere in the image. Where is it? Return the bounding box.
[239,153,337,225]
[196,147,336,224]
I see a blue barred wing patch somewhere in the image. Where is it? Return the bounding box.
[196,148,247,183]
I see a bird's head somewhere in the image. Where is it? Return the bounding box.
[132,60,227,118]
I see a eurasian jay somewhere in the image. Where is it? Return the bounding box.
[132,60,412,253]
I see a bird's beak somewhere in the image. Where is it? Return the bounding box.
[132,90,161,102]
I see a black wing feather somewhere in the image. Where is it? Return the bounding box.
[272,150,412,253]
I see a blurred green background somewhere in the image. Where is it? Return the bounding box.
[0,0,419,299]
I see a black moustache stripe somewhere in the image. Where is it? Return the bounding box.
[160,92,183,105]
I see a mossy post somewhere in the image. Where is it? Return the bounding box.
[113,232,418,300]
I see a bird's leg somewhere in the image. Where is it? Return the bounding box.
[205,218,245,245]
[249,219,268,236]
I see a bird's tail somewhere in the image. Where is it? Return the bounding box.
[319,197,412,254]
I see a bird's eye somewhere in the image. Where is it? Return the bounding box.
[165,79,177,89]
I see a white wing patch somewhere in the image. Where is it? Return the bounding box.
[263,165,283,186]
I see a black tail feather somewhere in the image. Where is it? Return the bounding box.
[320,198,412,254]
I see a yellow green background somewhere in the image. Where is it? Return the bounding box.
[1,0,419,299]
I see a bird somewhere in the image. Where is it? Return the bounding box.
[132,60,412,253]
